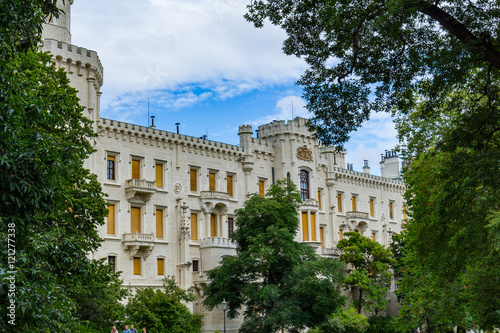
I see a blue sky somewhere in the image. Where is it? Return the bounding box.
[70,0,399,175]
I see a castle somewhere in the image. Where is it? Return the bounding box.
[41,1,405,332]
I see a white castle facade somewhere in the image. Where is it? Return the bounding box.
[42,2,405,332]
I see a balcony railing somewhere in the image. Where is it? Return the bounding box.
[346,211,369,219]
[125,179,157,201]
[200,191,231,200]
[122,232,155,258]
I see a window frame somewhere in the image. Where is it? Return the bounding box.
[106,202,117,235]
[299,169,310,201]
[106,152,118,181]
[189,167,199,192]
[155,160,165,188]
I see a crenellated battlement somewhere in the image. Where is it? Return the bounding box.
[258,117,311,139]
[42,39,103,87]
[332,166,405,192]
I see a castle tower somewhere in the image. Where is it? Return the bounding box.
[41,0,74,44]
[41,0,104,125]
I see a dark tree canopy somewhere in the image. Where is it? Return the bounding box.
[246,0,500,146]
[203,180,345,333]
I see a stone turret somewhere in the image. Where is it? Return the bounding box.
[238,124,253,151]
[42,0,74,44]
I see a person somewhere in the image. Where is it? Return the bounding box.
[142,327,147,333]
[123,325,131,333]
[130,325,138,333]
[111,326,118,333]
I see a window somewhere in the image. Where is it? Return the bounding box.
[191,213,198,241]
[370,198,375,217]
[192,260,199,272]
[311,213,317,242]
[300,170,309,201]
[228,217,234,237]
[258,179,265,197]
[227,174,234,197]
[302,212,309,241]
[190,169,198,192]
[339,229,343,240]
[403,205,407,220]
[337,193,343,213]
[156,209,163,239]
[155,163,164,187]
[107,155,116,180]
[372,232,376,242]
[209,171,216,191]
[157,258,164,276]
[210,214,217,237]
[108,256,116,273]
[320,227,325,248]
[133,257,141,275]
[318,189,322,210]
[351,195,357,212]
[131,207,141,233]
[389,201,394,220]
[107,203,116,235]
[132,158,141,179]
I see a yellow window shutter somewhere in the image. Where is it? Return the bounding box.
[132,159,140,179]
[339,229,343,240]
[156,209,163,238]
[311,213,316,241]
[352,196,357,211]
[320,227,325,248]
[209,172,216,191]
[156,164,163,187]
[337,194,342,213]
[318,190,322,210]
[191,213,198,240]
[302,212,309,241]
[190,169,197,192]
[389,202,394,220]
[372,232,376,241]
[370,199,374,217]
[403,205,407,220]
[157,258,164,276]
[227,175,233,197]
[131,207,141,233]
[210,214,216,237]
[259,180,265,197]
[133,257,141,275]
[107,204,115,235]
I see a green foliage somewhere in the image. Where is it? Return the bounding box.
[366,315,401,333]
[203,179,345,332]
[337,232,394,314]
[125,277,203,333]
[245,0,500,147]
[314,307,369,333]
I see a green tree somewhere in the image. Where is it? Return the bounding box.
[125,277,203,333]
[312,307,369,333]
[337,232,394,314]
[245,0,500,146]
[203,179,345,333]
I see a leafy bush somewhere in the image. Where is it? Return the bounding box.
[367,315,400,333]
[316,307,369,333]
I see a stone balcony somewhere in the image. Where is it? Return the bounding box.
[122,232,155,259]
[345,211,369,230]
[321,247,341,258]
[125,178,157,202]
[200,191,232,200]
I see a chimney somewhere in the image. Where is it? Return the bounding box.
[380,150,400,179]
[363,160,370,174]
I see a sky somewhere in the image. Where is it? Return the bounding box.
[69,0,399,175]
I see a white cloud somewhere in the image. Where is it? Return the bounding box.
[249,95,309,126]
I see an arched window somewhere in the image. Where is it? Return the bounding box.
[300,170,309,201]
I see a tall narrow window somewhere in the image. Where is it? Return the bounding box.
[192,260,199,272]
[108,256,116,273]
[107,155,115,180]
[339,229,343,240]
[320,227,325,248]
[190,169,197,192]
[389,201,394,220]
[191,213,198,240]
[300,170,309,201]
[209,172,216,191]
[133,257,141,275]
[157,258,165,276]
[372,232,376,241]
[131,207,141,233]
[318,190,322,210]
[132,159,140,179]
[258,180,265,197]
[210,214,217,238]
[302,212,309,241]
[403,205,407,220]
[351,195,357,212]
[227,175,233,197]
[228,217,234,237]
[155,163,163,187]
[156,209,163,239]
[107,203,116,235]
[311,213,317,242]
[370,198,375,217]
[337,193,343,213]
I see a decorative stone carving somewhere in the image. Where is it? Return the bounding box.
[174,182,182,194]
[297,145,313,162]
